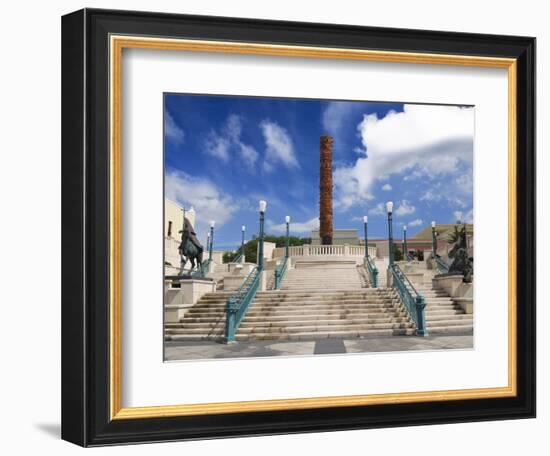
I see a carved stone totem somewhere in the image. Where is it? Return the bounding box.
[319,135,334,245]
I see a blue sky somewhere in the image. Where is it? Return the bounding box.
[165,94,474,251]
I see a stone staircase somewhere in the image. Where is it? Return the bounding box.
[164,259,473,342]
[280,260,364,290]
[415,282,473,335]
[237,289,414,341]
[165,290,233,341]
[165,288,415,341]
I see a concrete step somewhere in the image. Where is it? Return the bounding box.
[238,322,414,334]
[235,328,417,341]
[242,313,410,323]
[427,325,473,335]
[173,316,412,330]
[247,304,401,313]
[426,319,473,327]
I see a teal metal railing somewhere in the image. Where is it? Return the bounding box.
[405,252,414,262]
[434,256,450,274]
[388,264,427,336]
[225,266,261,342]
[273,257,289,290]
[364,256,379,288]
[232,252,244,263]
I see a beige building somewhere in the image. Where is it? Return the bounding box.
[165,198,196,238]
[311,229,360,245]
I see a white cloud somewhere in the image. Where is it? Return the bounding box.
[395,200,416,217]
[165,170,240,231]
[368,202,386,216]
[204,114,258,166]
[260,120,299,171]
[382,183,392,191]
[204,132,230,161]
[321,101,363,144]
[453,209,474,223]
[408,218,423,227]
[165,111,185,144]
[267,217,319,234]
[238,143,259,165]
[420,189,441,203]
[333,104,474,209]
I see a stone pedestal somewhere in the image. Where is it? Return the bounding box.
[405,272,425,286]
[432,274,465,297]
[453,298,473,314]
[228,262,255,275]
[432,274,474,314]
[164,278,215,323]
[260,270,267,291]
[223,275,246,291]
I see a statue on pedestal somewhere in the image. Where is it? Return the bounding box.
[178,217,203,275]
[448,225,473,283]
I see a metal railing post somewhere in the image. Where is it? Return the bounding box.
[415,295,427,336]
[225,297,238,343]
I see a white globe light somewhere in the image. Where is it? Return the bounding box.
[363,215,368,223]
[259,200,267,212]
[210,220,215,228]
[404,225,407,231]
[386,201,394,213]
[285,215,291,224]
[241,225,246,232]
[431,221,436,228]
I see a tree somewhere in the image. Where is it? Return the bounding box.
[393,243,403,262]
[222,250,237,263]
[239,234,312,264]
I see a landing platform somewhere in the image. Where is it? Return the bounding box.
[165,333,473,361]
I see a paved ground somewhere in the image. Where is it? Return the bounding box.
[164,334,473,361]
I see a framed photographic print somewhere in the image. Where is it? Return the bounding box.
[61,8,536,447]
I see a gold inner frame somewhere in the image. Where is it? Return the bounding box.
[109,35,517,420]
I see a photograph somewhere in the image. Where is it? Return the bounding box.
[163,94,475,360]
[56,4,536,448]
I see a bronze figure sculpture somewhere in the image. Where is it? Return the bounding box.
[178,217,204,275]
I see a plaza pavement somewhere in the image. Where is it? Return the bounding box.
[164,333,473,361]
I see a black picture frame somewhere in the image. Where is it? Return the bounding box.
[62,8,536,447]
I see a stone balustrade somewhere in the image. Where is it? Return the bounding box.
[272,244,377,259]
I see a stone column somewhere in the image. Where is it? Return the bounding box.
[319,135,334,245]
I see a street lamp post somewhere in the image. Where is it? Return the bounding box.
[431,221,437,259]
[209,220,215,262]
[206,232,210,254]
[363,215,369,259]
[285,215,290,259]
[258,200,267,270]
[403,225,408,261]
[241,225,246,261]
[387,201,394,265]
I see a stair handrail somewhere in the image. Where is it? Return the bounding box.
[405,252,414,262]
[273,257,289,290]
[364,255,379,288]
[434,256,450,274]
[388,264,427,336]
[232,251,244,263]
[225,266,261,342]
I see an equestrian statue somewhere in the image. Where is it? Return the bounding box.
[178,217,204,275]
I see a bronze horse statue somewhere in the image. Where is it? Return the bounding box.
[178,217,204,275]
